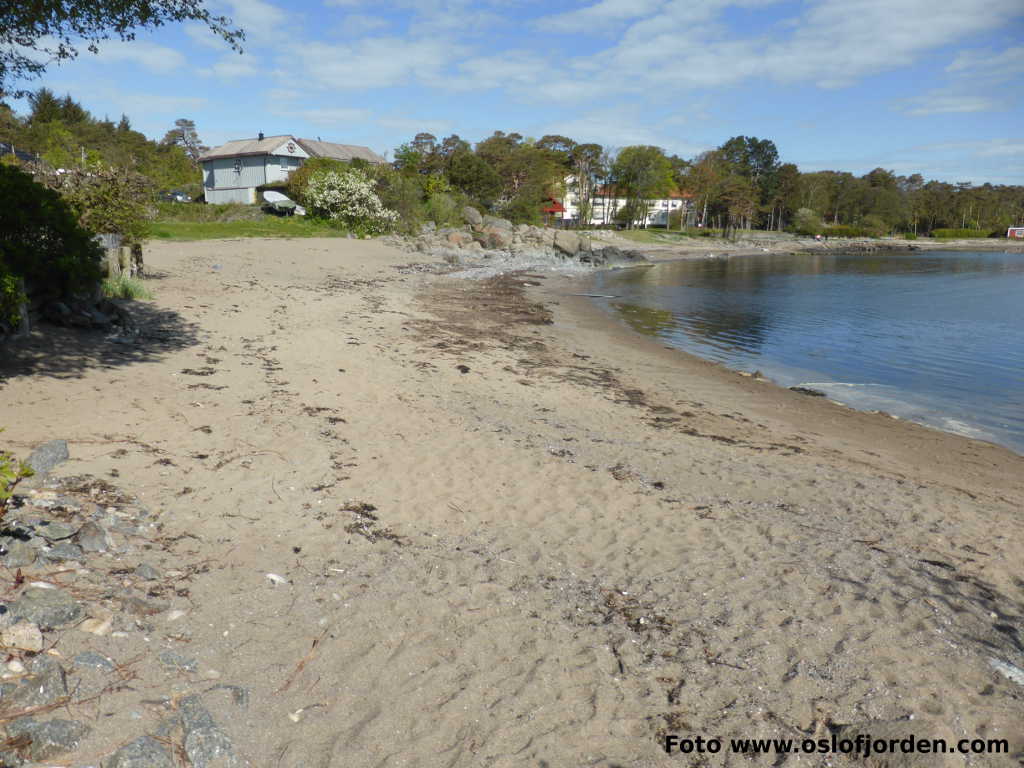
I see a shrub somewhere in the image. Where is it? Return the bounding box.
[791,207,824,236]
[932,228,986,239]
[374,170,426,235]
[425,192,463,227]
[102,275,152,300]
[903,232,918,240]
[0,165,103,301]
[36,165,152,245]
[0,430,33,514]
[304,167,398,234]
[286,158,351,206]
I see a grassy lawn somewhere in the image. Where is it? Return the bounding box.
[148,215,347,241]
[616,229,721,244]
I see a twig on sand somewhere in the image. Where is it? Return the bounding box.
[271,477,284,503]
[276,629,329,694]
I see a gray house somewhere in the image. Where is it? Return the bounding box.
[199,134,386,204]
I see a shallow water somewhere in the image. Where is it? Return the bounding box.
[592,250,1024,453]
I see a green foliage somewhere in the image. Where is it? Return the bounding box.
[38,165,153,244]
[931,228,988,239]
[102,274,152,300]
[374,169,426,235]
[792,207,824,236]
[0,265,27,330]
[285,157,350,206]
[0,431,33,513]
[903,232,918,240]
[0,165,103,296]
[424,192,463,227]
[611,146,673,229]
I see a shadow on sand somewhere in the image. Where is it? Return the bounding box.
[0,301,201,383]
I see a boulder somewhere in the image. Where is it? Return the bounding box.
[482,215,513,230]
[462,206,483,227]
[481,227,514,250]
[446,231,470,247]
[553,230,581,256]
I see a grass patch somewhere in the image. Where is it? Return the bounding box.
[616,228,723,244]
[102,275,153,300]
[147,216,349,240]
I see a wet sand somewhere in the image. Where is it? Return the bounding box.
[1,237,1022,766]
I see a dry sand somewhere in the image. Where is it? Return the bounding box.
[1,237,1022,767]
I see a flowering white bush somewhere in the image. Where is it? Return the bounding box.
[305,168,398,234]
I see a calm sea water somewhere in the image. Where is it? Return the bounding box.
[591,250,1024,453]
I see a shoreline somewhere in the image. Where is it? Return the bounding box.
[531,270,1024,491]
[552,253,1024,457]
[1,237,1022,766]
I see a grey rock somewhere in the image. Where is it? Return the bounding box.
[76,521,113,552]
[134,563,162,581]
[11,587,83,629]
[3,718,89,761]
[158,650,198,672]
[73,651,116,672]
[207,684,250,709]
[103,735,175,768]
[0,537,37,568]
[553,230,581,256]
[35,520,77,541]
[482,215,513,230]
[420,221,436,233]
[4,655,68,710]
[462,206,483,227]
[180,695,238,768]
[25,440,69,476]
[42,541,85,562]
[121,593,169,616]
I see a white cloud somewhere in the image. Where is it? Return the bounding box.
[218,0,288,45]
[289,107,373,125]
[337,14,390,36]
[198,54,259,80]
[376,116,455,137]
[899,93,1000,116]
[92,40,186,74]
[286,37,460,90]
[535,0,667,34]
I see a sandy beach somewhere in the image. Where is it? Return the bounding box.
[1,237,1022,767]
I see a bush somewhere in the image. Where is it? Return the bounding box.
[1,430,34,514]
[374,170,426,235]
[304,167,398,235]
[903,232,918,240]
[286,158,351,206]
[102,275,152,300]
[0,165,103,302]
[792,207,824,236]
[36,165,152,245]
[425,192,463,227]
[932,228,986,239]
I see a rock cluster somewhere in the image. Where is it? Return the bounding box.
[0,442,245,767]
[394,206,649,267]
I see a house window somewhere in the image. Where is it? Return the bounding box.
[233,158,242,174]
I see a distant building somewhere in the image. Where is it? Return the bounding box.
[199,134,385,204]
[559,181,693,227]
[0,142,39,164]
[1008,226,1024,239]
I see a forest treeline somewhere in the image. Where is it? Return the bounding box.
[3,88,1023,236]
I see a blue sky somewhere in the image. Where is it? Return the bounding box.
[12,0,1024,183]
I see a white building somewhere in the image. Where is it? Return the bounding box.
[559,183,693,227]
[199,134,385,204]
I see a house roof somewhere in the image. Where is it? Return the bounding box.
[199,135,295,161]
[295,138,385,164]
[200,135,385,164]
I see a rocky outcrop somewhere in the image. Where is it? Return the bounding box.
[389,221,648,270]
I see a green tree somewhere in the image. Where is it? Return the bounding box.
[1,0,243,95]
[611,146,673,229]
[161,118,207,167]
